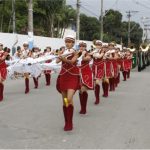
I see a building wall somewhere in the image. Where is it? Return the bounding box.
[0,32,93,51]
[0,32,122,54]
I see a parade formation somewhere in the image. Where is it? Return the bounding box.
[1,0,150,148]
[1,35,150,132]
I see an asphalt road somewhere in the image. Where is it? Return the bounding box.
[0,67,150,149]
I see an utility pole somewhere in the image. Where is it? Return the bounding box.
[76,0,80,40]
[12,0,16,33]
[28,0,33,33]
[127,11,131,47]
[28,0,34,49]
[126,10,138,47]
[100,0,103,41]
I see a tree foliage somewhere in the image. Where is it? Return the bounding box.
[0,1,143,46]
[80,9,142,46]
[80,14,100,41]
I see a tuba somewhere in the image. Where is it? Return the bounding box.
[128,44,136,52]
[140,43,149,52]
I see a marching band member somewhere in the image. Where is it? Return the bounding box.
[12,46,23,79]
[21,42,30,94]
[102,43,113,97]
[101,45,108,97]
[55,47,65,93]
[30,46,41,89]
[138,44,149,71]
[14,46,22,59]
[0,43,9,101]
[78,41,93,114]
[4,47,12,63]
[56,35,80,131]
[107,42,116,92]
[138,47,143,72]
[122,48,129,81]
[127,47,135,79]
[91,40,105,104]
[115,47,121,87]
[110,48,119,91]
[44,46,52,86]
[59,46,65,55]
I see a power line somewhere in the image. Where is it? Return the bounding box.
[142,0,150,5]
[126,10,138,46]
[109,0,119,10]
[80,5,99,18]
[132,0,150,10]
[82,0,120,17]
[69,0,121,20]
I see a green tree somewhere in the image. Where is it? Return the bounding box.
[0,0,12,32]
[0,1,143,45]
[54,5,76,38]
[15,0,28,34]
[33,1,76,37]
[103,9,122,43]
[34,0,65,37]
[80,14,100,41]
[121,21,143,47]
[102,9,142,46]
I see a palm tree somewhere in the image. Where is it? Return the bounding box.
[35,0,65,37]
[59,5,76,38]
[33,0,76,38]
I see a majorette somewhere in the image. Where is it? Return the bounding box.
[0,43,9,101]
[91,40,105,104]
[78,41,93,114]
[56,35,80,131]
